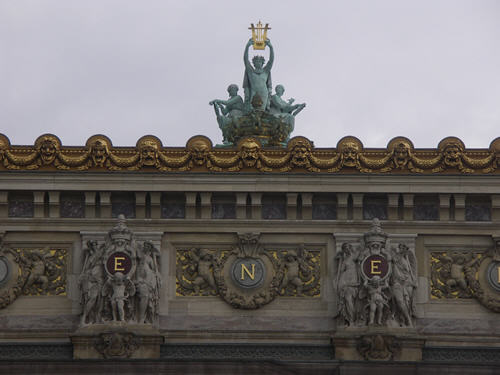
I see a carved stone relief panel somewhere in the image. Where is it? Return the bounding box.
[430,251,482,299]
[334,219,417,328]
[175,233,320,309]
[429,239,500,312]
[0,242,68,309]
[18,248,67,296]
[78,216,161,325]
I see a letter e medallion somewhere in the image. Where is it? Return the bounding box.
[106,252,132,275]
[362,254,389,279]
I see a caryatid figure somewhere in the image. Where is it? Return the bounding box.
[335,243,360,325]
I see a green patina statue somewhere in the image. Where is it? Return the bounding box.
[243,39,273,111]
[209,84,244,144]
[209,31,306,147]
[270,84,306,133]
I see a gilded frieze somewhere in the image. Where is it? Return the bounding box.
[17,248,67,296]
[1,133,500,174]
[274,249,320,297]
[430,247,500,312]
[430,252,482,299]
[0,244,67,309]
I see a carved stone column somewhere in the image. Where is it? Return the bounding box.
[337,193,349,220]
[454,193,466,221]
[402,194,414,221]
[48,191,60,218]
[135,192,146,219]
[0,191,8,217]
[150,192,161,219]
[250,192,262,219]
[199,192,212,219]
[387,193,399,220]
[100,192,111,218]
[491,194,500,222]
[84,192,96,218]
[33,191,45,218]
[439,193,451,221]
[236,193,247,219]
[301,193,313,220]
[185,192,196,219]
[352,193,363,220]
[287,193,298,220]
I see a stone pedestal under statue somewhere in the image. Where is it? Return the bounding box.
[332,326,424,362]
[71,323,163,359]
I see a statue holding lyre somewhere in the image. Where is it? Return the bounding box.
[249,21,270,50]
[243,21,274,111]
[209,22,306,147]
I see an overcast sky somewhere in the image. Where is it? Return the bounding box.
[1,1,499,148]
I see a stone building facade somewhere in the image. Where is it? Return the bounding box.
[0,133,499,374]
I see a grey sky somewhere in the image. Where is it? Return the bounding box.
[1,0,499,148]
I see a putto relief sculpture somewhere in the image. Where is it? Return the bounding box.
[430,251,481,299]
[429,236,500,312]
[334,219,418,328]
[176,233,320,309]
[0,237,67,310]
[78,215,161,325]
[209,22,306,146]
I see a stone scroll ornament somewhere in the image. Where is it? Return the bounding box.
[78,215,161,325]
[429,237,500,312]
[334,219,418,327]
[0,237,67,309]
[176,233,320,309]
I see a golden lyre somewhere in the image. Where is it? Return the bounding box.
[249,21,271,50]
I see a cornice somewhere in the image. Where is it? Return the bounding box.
[1,133,500,175]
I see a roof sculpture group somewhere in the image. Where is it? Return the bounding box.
[1,22,500,174]
[209,22,305,146]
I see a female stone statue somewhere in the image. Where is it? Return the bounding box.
[79,240,104,325]
[335,243,360,326]
[390,244,417,326]
[135,241,161,324]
